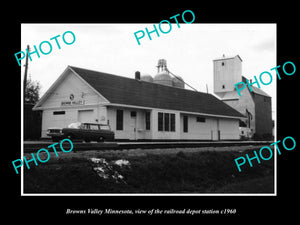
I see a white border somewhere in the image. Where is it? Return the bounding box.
[21,23,277,197]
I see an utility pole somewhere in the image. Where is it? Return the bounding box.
[23,45,29,103]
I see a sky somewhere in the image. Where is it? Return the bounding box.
[21,23,276,118]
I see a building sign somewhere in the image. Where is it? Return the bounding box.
[61,94,85,106]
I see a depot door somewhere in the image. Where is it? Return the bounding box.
[211,119,220,141]
[129,111,137,140]
[78,109,94,123]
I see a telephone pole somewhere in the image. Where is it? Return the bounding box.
[23,45,29,103]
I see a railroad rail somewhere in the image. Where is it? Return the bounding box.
[23,140,273,153]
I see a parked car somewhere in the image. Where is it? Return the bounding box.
[47,122,115,142]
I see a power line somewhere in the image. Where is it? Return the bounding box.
[166,68,198,92]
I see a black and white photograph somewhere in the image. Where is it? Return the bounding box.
[5,4,298,221]
[21,23,276,195]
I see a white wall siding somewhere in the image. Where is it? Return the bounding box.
[106,107,240,140]
[41,109,77,137]
[41,105,109,138]
[107,107,151,140]
[179,114,240,140]
[41,70,106,109]
[180,115,215,140]
[97,106,108,124]
[219,118,239,140]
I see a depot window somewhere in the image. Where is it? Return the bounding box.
[183,115,188,133]
[158,112,175,132]
[196,117,206,123]
[145,111,151,130]
[130,111,137,117]
[116,110,123,130]
[53,111,65,115]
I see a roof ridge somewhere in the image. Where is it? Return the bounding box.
[69,65,131,80]
[69,65,211,95]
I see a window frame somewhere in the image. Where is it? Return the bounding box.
[183,115,188,133]
[164,113,170,131]
[158,112,164,131]
[116,109,123,130]
[158,112,176,132]
[145,111,151,130]
[90,124,100,130]
[170,114,175,132]
[53,111,65,115]
[130,111,137,117]
[196,116,206,123]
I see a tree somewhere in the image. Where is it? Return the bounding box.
[24,76,41,104]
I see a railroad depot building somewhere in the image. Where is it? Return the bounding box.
[33,60,245,140]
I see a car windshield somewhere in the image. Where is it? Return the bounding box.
[100,125,110,130]
[68,122,82,129]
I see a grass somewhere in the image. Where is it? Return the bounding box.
[24,149,274,194]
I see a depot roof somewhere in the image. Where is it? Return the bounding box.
[67,66,244,119]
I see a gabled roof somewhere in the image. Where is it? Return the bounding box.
[69,66,245,119]
[242,76,271,97]
[213,55,243,62]
[251,86,271,97]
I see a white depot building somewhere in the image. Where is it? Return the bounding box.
[33,59,245,140]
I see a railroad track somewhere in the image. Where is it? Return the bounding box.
[23,140,273,153]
